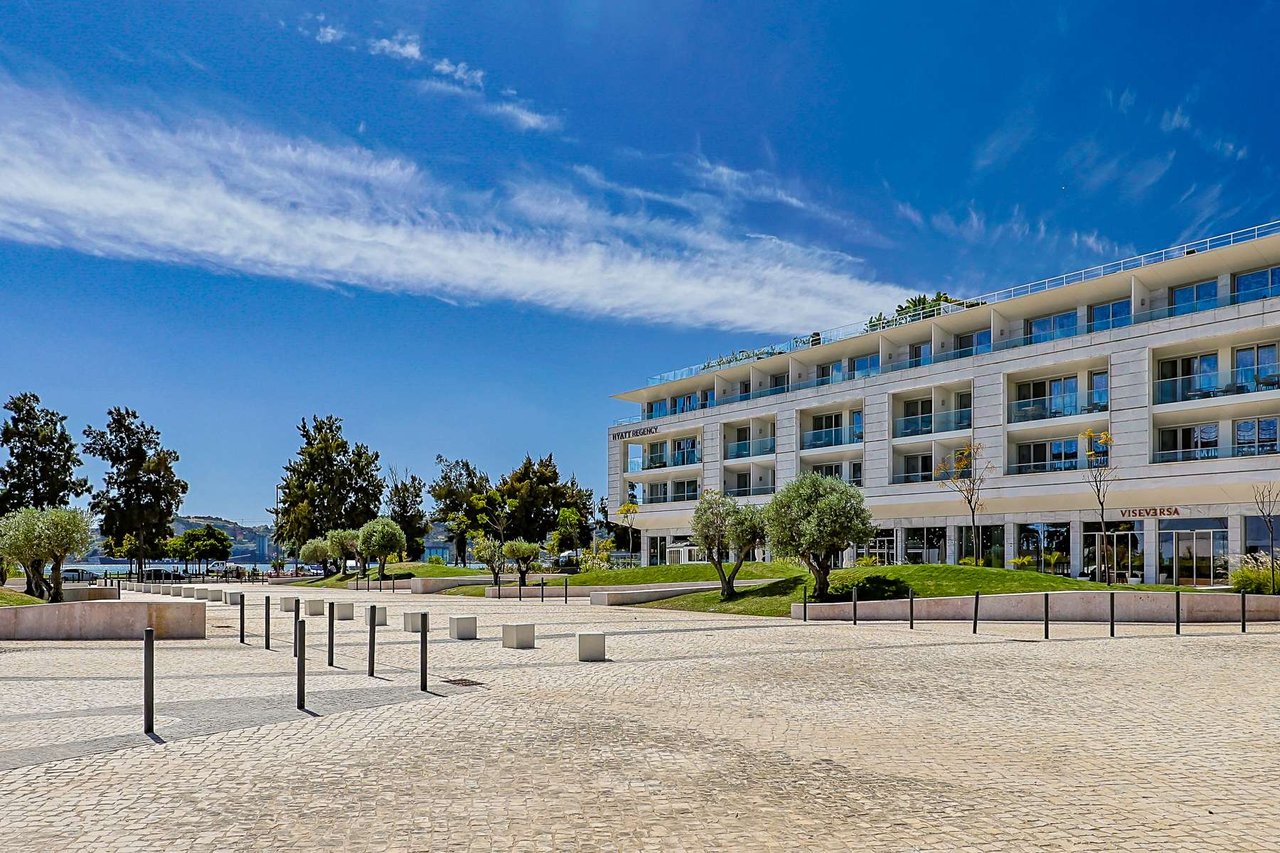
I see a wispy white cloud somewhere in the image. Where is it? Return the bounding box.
[316,25,343,44]
[893,201,923,228]
[928,202,1131,259]
[416,79,479,99]
[1123,150,1176,199]
[432,58,484,88]
[1160,104,1191,132]
[368,32,421,62]
[973,107,1035,171]
[1105,86,1136,114]
[481,101,561,133]
[0,77,912,335]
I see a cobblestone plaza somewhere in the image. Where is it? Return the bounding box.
[2,587,1278,851]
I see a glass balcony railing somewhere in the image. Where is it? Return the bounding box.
[724,437,776,459]
[724,485,776,497]
[800,426,864,450]
[935,343,992,365]
[1007,392,1109,423]
[637,491,669,505]
[1006,459,1086,475]
[627,448,702,472]
[893,408,972,438]
[883,354,933,374]
[993,323,1081,352]
[1153,444,1279,463]
[1153,366,1280,404]
[891,471,933,484]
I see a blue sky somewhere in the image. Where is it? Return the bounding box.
[1,1,1276,523]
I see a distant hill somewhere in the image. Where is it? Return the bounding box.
[86,515,275,563]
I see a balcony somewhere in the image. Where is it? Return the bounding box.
[724,485,776,497]
[883,353,933,374]
[891,471,933,484]
[893,408,972,438]
[1152,444,1278,463]
[1007,392,1109,424]
[725,437,776,459]
[627,448,701,473]
[718,384,789,407]
[800,426,864,450]
[1153,366,1280,405]
[1006,459,1088,475]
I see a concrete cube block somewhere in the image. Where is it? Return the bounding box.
[449,615,477,640]
[142,584,153,594]
[502,623,535,650]
[159,585,171,595]
[364,605,387,626]
[577,632,606,662]
[194,588,210,600]
[208,589,225,603]
[402,612,428,633]
[331,602,354,621]
[170,587,185,597]
[225,591,243,605]
[303,599,324,616]
[279,596,298,613]
[181,587,196,598]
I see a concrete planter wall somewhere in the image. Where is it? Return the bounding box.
[61,587,120,603]
[0,601,206,640]
[791,590,1280,623]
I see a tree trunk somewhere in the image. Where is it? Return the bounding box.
[711,555,731,599]
[1270,526,1276,594]
[377,557,387,581]
[809,556,831,600]
[49,557,64,604]
[970,507,978,566]
[489,566,500,585]
[518,566,528,587]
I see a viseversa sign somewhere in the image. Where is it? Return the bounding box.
[1119,507,1181,518]
[610,426,658,442]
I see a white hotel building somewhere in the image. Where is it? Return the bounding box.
[607,220,1280,585]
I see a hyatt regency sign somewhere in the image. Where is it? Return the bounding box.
[610,426,658,442]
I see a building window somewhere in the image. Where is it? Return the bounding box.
[1088,370,1109,410]
[900,398,932,437]
[901,453,932,483]
[812,463,842,479]
[903,527,945,564]
[672,436,699,466]
[850,353,879,378]
[1169,280,1217,316]
[1233,343,1279,387]
[1234,416,1279,456]
[855,528,896,565]
[1233,268,1274,304]
[644,400,668,419]
[812,412,842,433]
[959,524,1005,567]
[1245,516,1280,558]
[849,410,864,440]
[1014,375,1078,418]
[1013,438,1078,474]
[738,380,751,398]
[1024,310,1077,344]
[1156,423,1219,462]
[817,361,843,385]
[644,482,668,504]
[847,460,863,486]
[1156,518,1228,585]
[646,440,667,469]
[1088,298,1131,332]
[1082,521,1143,583]
[672,479,699,502]
[647,535,668,566]
[1016,522,1071,575]
[909,342,932,366]
[956,329,992,354]
[769,372,789,391]
[1156,353,1220,403]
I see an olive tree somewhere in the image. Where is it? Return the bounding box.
[326,528,361,576]
[359,517,407,581]
[299,537,333,573]
[502,538,541,587]
[473,533,505,585]
[0,508,47,599]
[690,491,767,599]
[37,507,92,603]
[763,473,875,599]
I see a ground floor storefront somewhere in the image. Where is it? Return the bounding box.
[636,503,1279,585]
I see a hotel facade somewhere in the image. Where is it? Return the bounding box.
[607,220,1280,585]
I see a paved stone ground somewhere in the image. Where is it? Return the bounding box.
[1,585,1278,851]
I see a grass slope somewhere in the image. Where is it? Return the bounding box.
[293,563,484,589]
[0,589,43,607]
[644,563,1193,618]
[442,561,803,596]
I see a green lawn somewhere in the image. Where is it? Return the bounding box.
[442,561,802,596]
[0,589,42,607]
[292,562,484,589]
[644,563,1199,618]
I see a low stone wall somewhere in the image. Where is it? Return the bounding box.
[791,590,1280,623]
[0,601,206,640]
[61,587,120,603]
[590,580,773,606]
[409,577,490,594]
[267,576,311,585]
[345,578,414,591]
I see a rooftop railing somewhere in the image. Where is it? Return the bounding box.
[644,218,1280,387]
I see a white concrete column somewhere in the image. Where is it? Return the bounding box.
[946,524,959,564]
[1229,513,1245,557]
[1069,519,1083,576]
[1143,523,1160,583]
[1004,523,1018,569]
[894,527,906,564]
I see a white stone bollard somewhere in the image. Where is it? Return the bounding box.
[170,586,185,597]
[364,605,387,626]
[577,632,606,662]
[449,615,477,640]
[280,596,298,613]
[159,585,172,596]
[403,612,428,633]
[142,584,153,594]
[225,591,243,605]
[303,599,324,616]
[331,602,354,621]
[501,623,535,650]
[208,589,225,603]
[181,587,196,598]
[194,588,210,600]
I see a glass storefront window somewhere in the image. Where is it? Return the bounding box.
[647,536,667,566]
[1156,518,1228,586]
[903,527,945,564]
[855,528,895,565]
[959,524,1005,567]
[1016,522,1071,574]
[1245,516,1280,558]
[1082,521,1143,583]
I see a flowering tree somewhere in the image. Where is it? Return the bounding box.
[1080,429,1118,582]
[934,441,992,565]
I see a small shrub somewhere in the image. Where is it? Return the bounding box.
[957,556,976,566]
[1008,555,1036,571]
[426,555,446,566]
[854,555,879,567]
[1230,553,1280,594]
[826,574,914,602]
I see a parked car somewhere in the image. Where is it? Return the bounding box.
[60,568,99,583]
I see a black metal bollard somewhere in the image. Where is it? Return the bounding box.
[293,605,300,659]
[419,614,429,693]
[1109,591,1115,638]
[143,627,155,734]
[851,584,858,625]
[541,579,545,602]
[1175,589,1181,635]
[1241,591,1247,634]
[908,588,914,630]
[239,594,246,644]
[367,605,377,677]
[497,577,502,600]
[802,583,808,622]
[564,577,568,604]
[1043,592,1050,640]
[972,590,980,635]
[518,580,523,602]
[328,602,336,667]
[264,595,271,650]
[296,619,306,710]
